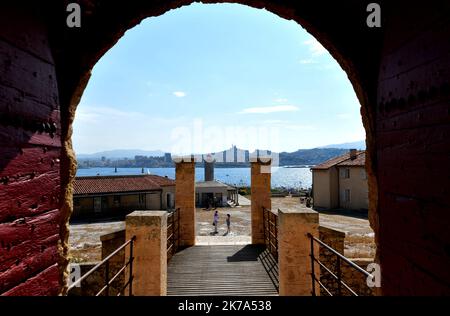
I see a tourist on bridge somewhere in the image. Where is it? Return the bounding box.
[213,210,219,234]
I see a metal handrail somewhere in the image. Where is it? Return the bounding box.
[307,233,374,296]
[263,207,278,261]
[167,208,180,262]
[308,233,372,278]
[68,235,136,295]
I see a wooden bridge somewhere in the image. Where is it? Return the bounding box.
[167,245,279,296]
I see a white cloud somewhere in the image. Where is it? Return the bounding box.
[298,37,329,66]
[239,105,299,114]
[173,91,186,97]
[303,38,327,56]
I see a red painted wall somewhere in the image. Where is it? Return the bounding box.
[0,1,449,296]
[376,3,450,294]
[0,4,62,295]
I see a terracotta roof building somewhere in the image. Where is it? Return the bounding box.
[72,175,175,218]
[195,162,239,208]
[311,149,365,170]
[74,175,175,195]
[311,149,368,210]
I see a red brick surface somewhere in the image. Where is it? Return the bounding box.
[0,3,62,295]
[1,1,449,296]
[376,2,450,295]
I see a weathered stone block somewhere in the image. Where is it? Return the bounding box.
[278,209,319,296]
[251,161,271,245]
[125,211,167,296]
[175,162,196,247]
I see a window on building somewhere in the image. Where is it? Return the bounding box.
[94,197,102,213]
[139,193,146,204]
[340,168,350,179]
[344,189,351,202]
[113,195,121,204]
[102,196,108,207]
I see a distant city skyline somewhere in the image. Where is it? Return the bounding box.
[76,140,366,158]
[73,3,366,155]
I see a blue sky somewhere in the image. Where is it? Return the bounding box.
[73,3,365,155]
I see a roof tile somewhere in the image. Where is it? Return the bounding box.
[311,151,365,170]
[73,174,175,195]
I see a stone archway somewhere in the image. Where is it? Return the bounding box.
[53,0,381,295]
[1,1,449,296]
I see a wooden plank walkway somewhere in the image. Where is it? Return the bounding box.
[167,245,279,296]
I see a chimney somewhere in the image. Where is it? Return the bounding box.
[205,161,214,181]
[349,149,357,160]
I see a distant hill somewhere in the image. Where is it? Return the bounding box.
[319,140,365,150]
[279,148,349,166]
[77,149,165,159]
[76,141,365,166]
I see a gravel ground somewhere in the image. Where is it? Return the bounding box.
[69,220,125,262]
[69,196,375,262]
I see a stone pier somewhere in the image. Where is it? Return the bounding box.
[278,209,320,296]
[175,159,196,247]
[125,211,167,296]
[251,160,271,245]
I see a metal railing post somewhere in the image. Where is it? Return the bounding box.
[105,260,110,296]
[263,207,266,247]
[274,211,278,261]
[129,238,134,296]
[310,235,316,296]
[172,212,175,254]
[337,256,342,296]
[270,212,273,255]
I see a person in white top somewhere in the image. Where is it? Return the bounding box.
[213,210,219,234]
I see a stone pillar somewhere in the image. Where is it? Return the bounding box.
[251,160,271,244]
[125,211,167,296]
[175,160,196,247]
[278,209,320,296]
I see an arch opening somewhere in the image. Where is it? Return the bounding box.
[65,2,375,295]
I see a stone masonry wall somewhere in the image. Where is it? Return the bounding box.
[341,258,374,296]
[319,225,374,296]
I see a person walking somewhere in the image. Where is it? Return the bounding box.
[226,214,231,234]
[213,210,219,234]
